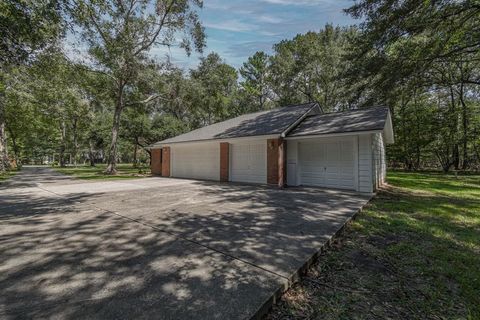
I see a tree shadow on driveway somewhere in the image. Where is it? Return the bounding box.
[0,178,370,319]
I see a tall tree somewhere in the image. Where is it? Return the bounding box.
[345,0,480,171]
[190,52,238,126]
[269,25,356,110]
[0,0,64,172]
[239,51,271,112]
[74,0,205,174]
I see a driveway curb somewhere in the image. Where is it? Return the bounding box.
[251,193,374,320]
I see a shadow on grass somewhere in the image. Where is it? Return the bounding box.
[267,182,480,319]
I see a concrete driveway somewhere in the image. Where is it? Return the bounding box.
[0,166,371,319]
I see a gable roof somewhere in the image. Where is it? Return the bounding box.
[153,102,318,145]
[287,106,391,138]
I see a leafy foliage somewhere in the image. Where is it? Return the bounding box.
[2,1,480,173]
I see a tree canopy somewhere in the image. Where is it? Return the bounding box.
[1,0,479,173]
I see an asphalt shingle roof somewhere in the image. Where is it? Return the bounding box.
[155,102,317,145]
[287,106,390,137]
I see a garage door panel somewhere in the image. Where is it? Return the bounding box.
[299,138,356,190]
[171,144,220,181]
[231,142,266,184]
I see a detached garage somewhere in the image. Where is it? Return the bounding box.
[149,103,394,193]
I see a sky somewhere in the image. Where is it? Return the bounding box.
[66,0,358,71]
[150,0,358,70]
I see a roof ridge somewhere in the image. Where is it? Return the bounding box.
[308,106,388,117]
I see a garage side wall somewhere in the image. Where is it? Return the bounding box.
[372,132,386,189]
[358,134,373,193]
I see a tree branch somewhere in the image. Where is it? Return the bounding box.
[133,1,175,56]
[125,94,171,106]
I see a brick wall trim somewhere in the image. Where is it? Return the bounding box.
[267,139,279,185]
[220,142,229,182]
[161,147,170,177]
[278,139,286,188]
[267,138,286,187]
[150,148,162,175]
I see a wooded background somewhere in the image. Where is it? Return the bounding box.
[1,0,479,173]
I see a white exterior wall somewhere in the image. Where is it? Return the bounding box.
[286,140,299,186]
[358,134,373,193]
[372,132,387,189]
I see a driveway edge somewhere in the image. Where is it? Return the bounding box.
[251,193,374,320]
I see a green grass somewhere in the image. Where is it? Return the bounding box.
[0,169,18,183]
[268,171,480,319]
[53,163,151,180]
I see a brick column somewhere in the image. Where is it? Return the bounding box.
[150,148,162,175]
[161,147,170,177]
[267,139,279,185]
[278,138,286,188]
[267,138,286,187]
[220,142,229,182]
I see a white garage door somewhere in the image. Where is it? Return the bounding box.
[171,143,220,181]
[298,137,357,190]
[230,141,267,184]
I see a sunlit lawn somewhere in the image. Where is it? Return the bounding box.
[268,171,480,319]
[53,163,151,180]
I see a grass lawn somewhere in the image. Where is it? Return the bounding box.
[53,163,151,180]
[0,169,18,184]
[268,171,480,319]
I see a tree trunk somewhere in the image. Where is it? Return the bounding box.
[0,115,9,172]
[459,82,469,170]
[72,117,78,167]
[105,84,125,175]
[59,120,67,167]
[6,125,20,168]
[0,81,10,172]
[88,140,96,167]
[449,86,459,171]
[453,144,460,170]
[132,139,138,168]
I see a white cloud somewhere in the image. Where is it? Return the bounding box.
[256,14,284,24]
[204,20,257,32]
[261,0,330,5]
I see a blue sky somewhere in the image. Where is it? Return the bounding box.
[151,0,358,70]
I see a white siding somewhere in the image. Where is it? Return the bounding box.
[372,132,386,189]
[286,140,299,186]
[358,134,373,193]
[171,143,220,181]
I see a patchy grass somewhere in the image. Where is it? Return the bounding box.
[0,169,18,184]
[267,172,480,319]
[53,163,151,180]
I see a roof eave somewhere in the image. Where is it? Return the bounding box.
[149,133,283,148]
[285,129,384,140]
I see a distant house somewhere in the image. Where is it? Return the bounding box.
[149,103,394,193]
